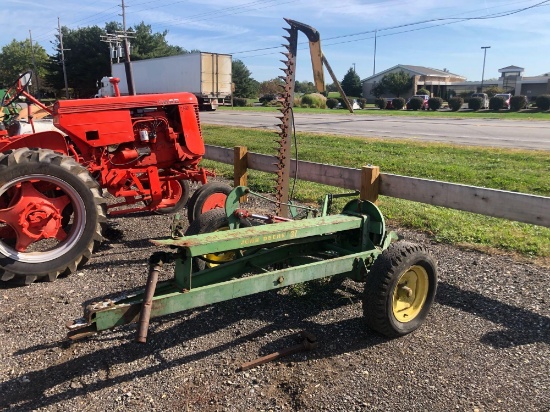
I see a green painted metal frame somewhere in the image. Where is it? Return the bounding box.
[68,189,396,337]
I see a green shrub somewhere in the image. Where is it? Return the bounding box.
[510,95,528,112]
[448,97,464,111]
[392,97,405,110]
[469,97,482,111]
[357,98,367,109]
[489,96,505,111]
[428,97,443,111]
[535,94,550,111]
[326,98,339,109]
[259,94,276,103]
[416,88,430,96]
[233,97,247,107]
[407,97,423,111]
[374,97,386,109]
[301,93,327,109]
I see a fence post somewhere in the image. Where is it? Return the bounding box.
[234,146,248,201]
[360,165,380,204]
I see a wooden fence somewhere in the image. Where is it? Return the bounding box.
[205,145,549,228]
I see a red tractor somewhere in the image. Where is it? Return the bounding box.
[0,71,231,284]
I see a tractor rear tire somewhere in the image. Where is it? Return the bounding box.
[187,182,232,224]
[184,208,250,271]
[363,241,437,338]
[0,148,106,284]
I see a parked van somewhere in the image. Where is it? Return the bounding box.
[471,93,489,109]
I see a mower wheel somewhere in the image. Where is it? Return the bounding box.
[152,179,190,215]
[363,241,437,338]
[184,208,250,271]
[0,148,106,284]
[187,182,232,224]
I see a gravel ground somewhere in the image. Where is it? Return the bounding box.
[1,184,549,412]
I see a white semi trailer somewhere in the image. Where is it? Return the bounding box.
[108,52,232,111]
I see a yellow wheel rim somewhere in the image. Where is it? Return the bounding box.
[203,227,235,268]
[392,265,429,322]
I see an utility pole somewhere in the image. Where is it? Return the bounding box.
[58,18,70,99]
[28,30,41,98]
[120,0,136,95]
[100,33,122,75]
[373,29,377,76]
[480,46,490,93]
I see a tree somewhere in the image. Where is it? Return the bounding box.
[46,25,110,98]
[379,70,413,97]
[132,22,192,60]
[0,39,49,93]
[340,68,362,97]
[46,22,192,98]
[259,78,284,96]
[295,80,317,94]
[483,86,504,98]
[104,21,192,61]
[370,81,385,98]
[326,82,338,93]
[232,59,257,98]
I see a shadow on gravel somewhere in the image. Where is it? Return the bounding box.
[1,278,377,410]
[2,279,549,410]
[436,282,550,348]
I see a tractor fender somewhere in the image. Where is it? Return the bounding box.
[0,130,69,155]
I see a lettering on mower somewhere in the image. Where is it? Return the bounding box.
[240,230,298,246]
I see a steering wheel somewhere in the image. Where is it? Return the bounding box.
[1,71,33,107]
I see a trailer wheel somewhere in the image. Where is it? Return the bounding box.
[363,241,437,338]
[151,179,190,215]
[187,182,232,224]
[0,148,106,284]
[184,208,250,271]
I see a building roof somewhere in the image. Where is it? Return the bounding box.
[361,64,465,83]
[498,65,524,73]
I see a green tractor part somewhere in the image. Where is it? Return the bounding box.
[67,187,437,342]
[67,18,437,344]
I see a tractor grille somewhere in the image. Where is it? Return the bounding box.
[194,105,202,138]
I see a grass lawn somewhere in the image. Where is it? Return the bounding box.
[219,105,550,121]
[201,124,550,263]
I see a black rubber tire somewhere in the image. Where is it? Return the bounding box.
[363,241,437,338]
[152,179,190,215]
[184,208,250,271]
[187,182,232,224]
[0,148,106,284]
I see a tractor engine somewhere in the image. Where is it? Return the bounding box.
[53,92,208,214]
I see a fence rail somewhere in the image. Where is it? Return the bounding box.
[204,145,549,228]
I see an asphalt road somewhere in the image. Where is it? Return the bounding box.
[201,110,550,151]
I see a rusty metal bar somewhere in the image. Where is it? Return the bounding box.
[240,331,318,371]
[136,255,164,343]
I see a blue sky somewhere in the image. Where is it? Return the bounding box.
[3,0,550,84]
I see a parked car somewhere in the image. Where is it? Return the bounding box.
[471,93,489,109]
[406,95,429,110]
[494,93,512,109]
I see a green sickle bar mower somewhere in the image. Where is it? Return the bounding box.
[67,19,438,343]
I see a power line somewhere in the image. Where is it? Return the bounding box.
[230,0,549,57]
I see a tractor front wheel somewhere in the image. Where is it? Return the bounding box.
[0,148,106,284]
[363,241,437,338]
[152,179,190,215]
[187,182,232,224]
